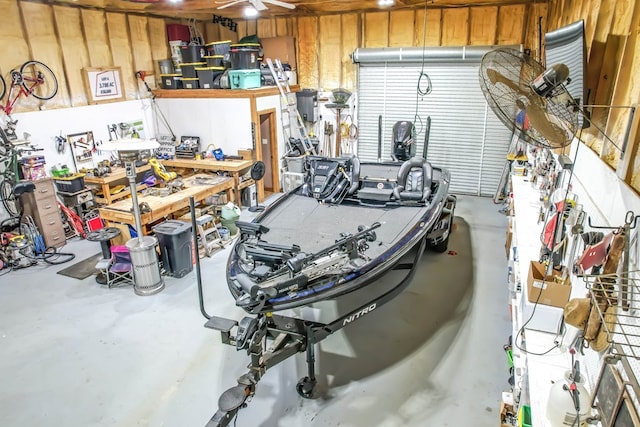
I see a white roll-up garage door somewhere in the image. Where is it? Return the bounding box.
[354,46,514,196]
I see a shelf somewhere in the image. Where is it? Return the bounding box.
[152,85,300,99]
[507,174,589,426]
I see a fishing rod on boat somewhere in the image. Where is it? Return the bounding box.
[235,222,382,312]
[285,221,381,273]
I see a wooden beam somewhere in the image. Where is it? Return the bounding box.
[318,14,341,90]
[341,13,360,91]
[441,8,469,46]
[53,5,90,106]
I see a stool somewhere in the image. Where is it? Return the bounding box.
[87,227,122,259]
[195,214,223,257]
[87,227,121,284]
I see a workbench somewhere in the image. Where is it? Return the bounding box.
[84,164,152,205]
[161,158,254,207]
[98,174,234,235]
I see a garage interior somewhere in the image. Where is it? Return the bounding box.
[1,0,640,426]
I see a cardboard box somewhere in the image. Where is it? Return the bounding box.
[261,36,296,69]
[505,220,513,259]
[527,261,571,307]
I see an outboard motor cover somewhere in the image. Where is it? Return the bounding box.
[392,121,416,161]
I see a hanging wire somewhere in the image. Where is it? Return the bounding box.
[412,0,434,137]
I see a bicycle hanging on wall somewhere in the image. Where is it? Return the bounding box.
[0,60,58,117]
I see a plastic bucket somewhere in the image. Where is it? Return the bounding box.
[220,203,241,235]
[158,59,174,75]
[126,236,165,296]
[219,227,230,241]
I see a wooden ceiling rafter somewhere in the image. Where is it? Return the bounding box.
[25,0,548,21]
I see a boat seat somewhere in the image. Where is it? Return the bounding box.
[393,157,432,202]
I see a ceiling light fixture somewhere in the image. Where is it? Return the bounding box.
[168,0,182,3]
[244,6,259,17]
[378,0,394,7]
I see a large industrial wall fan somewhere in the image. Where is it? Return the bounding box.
[215,0,295,10]
[479,48,580,149]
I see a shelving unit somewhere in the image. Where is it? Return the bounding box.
[507,174,592,426]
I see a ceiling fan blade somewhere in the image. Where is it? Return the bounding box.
[263,0,296,9]
[251,0,269,11]
[216,0,245,9]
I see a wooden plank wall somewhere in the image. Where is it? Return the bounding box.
[225,4,543,93]
[0,0,172,114]
[547,0,640,192]
[2,2,543,114]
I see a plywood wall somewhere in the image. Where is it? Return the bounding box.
[3,2,543,115]
[0,0,174,114]
[233,4,544,93]
[547,0,640,192]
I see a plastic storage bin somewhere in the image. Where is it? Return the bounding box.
[204,55,225,67]
[180,45,206,63]
[229,43,261,69]
[177,62,205,79]
[54,174,85,193]
[152,220,193,278]
[180,77,199,89]
[229,69,261,89]
[196,66,225,89]
[206,40,231,56]
[160,74,182,89]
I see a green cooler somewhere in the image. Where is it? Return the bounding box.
[229,69,261,90]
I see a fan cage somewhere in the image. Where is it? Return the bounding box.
[479,48,580,149]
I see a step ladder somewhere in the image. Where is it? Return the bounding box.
[195,214,224,257]
[266,58,317,155]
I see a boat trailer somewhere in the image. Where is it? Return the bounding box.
[189,197,455,427]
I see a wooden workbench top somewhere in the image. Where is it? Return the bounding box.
[162,158,253,172]
[84,164,151,184]
[100,174,232,214]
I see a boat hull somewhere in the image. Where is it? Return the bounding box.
[226,160,452,314]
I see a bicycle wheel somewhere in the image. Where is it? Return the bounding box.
[0,74,6,100]
[20,60,58,101]
[0,179,20,218]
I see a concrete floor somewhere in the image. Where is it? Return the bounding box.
[0,195,509,427]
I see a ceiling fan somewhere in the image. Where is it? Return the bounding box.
[215,0,296,11]
[479,47,579,149]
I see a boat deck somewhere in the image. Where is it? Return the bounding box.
[257,194,429,258]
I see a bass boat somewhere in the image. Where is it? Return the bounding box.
[195,153,456,427]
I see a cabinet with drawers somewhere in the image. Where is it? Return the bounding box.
[21,178,66,248]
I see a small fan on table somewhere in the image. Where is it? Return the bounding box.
[479,48,580,149]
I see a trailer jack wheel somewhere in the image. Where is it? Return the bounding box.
[296,376,316,398]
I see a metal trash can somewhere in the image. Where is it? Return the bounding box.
[152,220,194,278]
[126,236,165,296]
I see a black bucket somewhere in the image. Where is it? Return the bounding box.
[229,43,261,70]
